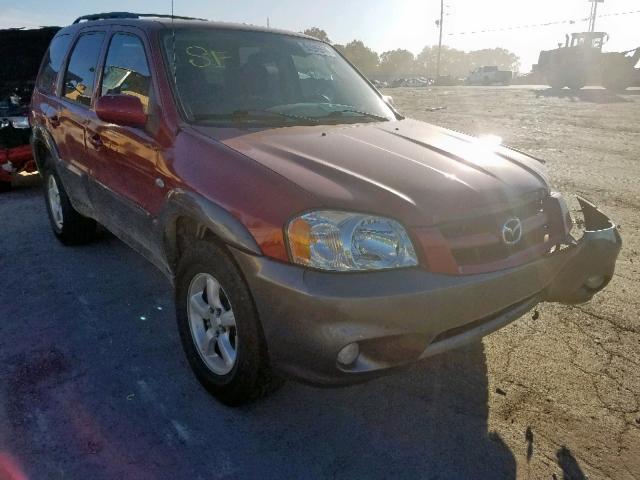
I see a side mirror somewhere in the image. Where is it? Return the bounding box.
[383,95,395,107]
[95,95,146,127]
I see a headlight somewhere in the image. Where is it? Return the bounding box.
[286,210,418,271]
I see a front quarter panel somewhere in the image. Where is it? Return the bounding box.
[163,127,321,263]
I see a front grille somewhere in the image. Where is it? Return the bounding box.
[441,197,549,268]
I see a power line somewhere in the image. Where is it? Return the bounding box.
[447,9,640,36]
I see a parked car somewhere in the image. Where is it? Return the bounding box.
[0,26,60,191]
[371,79,389,88]
[0,93,35,192]
[390,77,431,88]
[31,12,622,405]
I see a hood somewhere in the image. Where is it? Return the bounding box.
[194,119,550,226]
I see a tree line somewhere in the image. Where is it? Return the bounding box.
[302,27,520,79]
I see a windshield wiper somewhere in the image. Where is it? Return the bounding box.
[193,109,318,125]
[324,109,389,122]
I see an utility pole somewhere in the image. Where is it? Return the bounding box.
[588,0,603,33]
[436,0,444,81]
[267,17,270,28]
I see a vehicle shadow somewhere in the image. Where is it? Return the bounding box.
[242,343,517,479]
[533,88,629,104]
[0,186,517,480]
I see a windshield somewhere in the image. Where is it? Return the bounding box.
[162,29,396,126]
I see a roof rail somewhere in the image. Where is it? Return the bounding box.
[72,12,207,24]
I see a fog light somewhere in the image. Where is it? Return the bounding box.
[585,275,605,290]
[337,343,360,366]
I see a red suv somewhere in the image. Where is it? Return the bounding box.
[31,12,621,405]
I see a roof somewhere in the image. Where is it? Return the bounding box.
[61,12,314,41]
[572,32,607,37]
[73,12,207,23]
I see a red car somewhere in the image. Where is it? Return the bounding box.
[1,27,59,191]
[0,99,36,192]
[30,12,621,405]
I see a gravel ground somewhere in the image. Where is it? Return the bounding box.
[386,85,640,480]
[1,86,638,479]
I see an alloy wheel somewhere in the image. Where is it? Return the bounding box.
[47,175,64,230]
[187,273,238,375]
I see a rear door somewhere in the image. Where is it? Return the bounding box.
[56,30,107,211]
[85,29,165,258]
[32,33,73,138]
[31,33,86,202]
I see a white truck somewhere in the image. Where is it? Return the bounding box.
[467,66,512,86]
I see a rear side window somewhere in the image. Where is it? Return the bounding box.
[101,33,152,113]
[62,32,105,106]
[36,34,72,95]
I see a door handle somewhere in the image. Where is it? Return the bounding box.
[48,115,60,128]
[88,133,103,149]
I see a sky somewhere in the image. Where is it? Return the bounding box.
[1,0,638,72]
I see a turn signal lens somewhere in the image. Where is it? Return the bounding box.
[287,217,312,263]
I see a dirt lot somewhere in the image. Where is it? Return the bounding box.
[1,86,639,479]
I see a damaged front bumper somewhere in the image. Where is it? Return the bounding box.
[231,197,622,386]
[419,197,622,363]
[544,197,622,304]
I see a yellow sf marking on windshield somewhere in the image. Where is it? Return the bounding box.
[186,45,231,68]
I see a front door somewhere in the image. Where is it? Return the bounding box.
[85,30,165,259]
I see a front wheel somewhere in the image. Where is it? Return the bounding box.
[175,241,277,406]
[0,181,10,193]
[43,168,96,244]
[603,77,631,92]
[547,75,565,90]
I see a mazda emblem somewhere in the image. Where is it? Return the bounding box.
[502,218,523,245]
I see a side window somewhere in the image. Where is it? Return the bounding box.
[36,34,72,95]
[101,34,151,113]
[62,32,105,107]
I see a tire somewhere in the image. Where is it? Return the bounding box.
[603,78,631,92]
[602,60,633,92]
[0,181,10,193]
[547,75,565,90]
[175,240,276,406]
[43,168,97,245]
[566,72,586,91]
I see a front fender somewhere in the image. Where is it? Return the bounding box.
[157,189,262,273]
